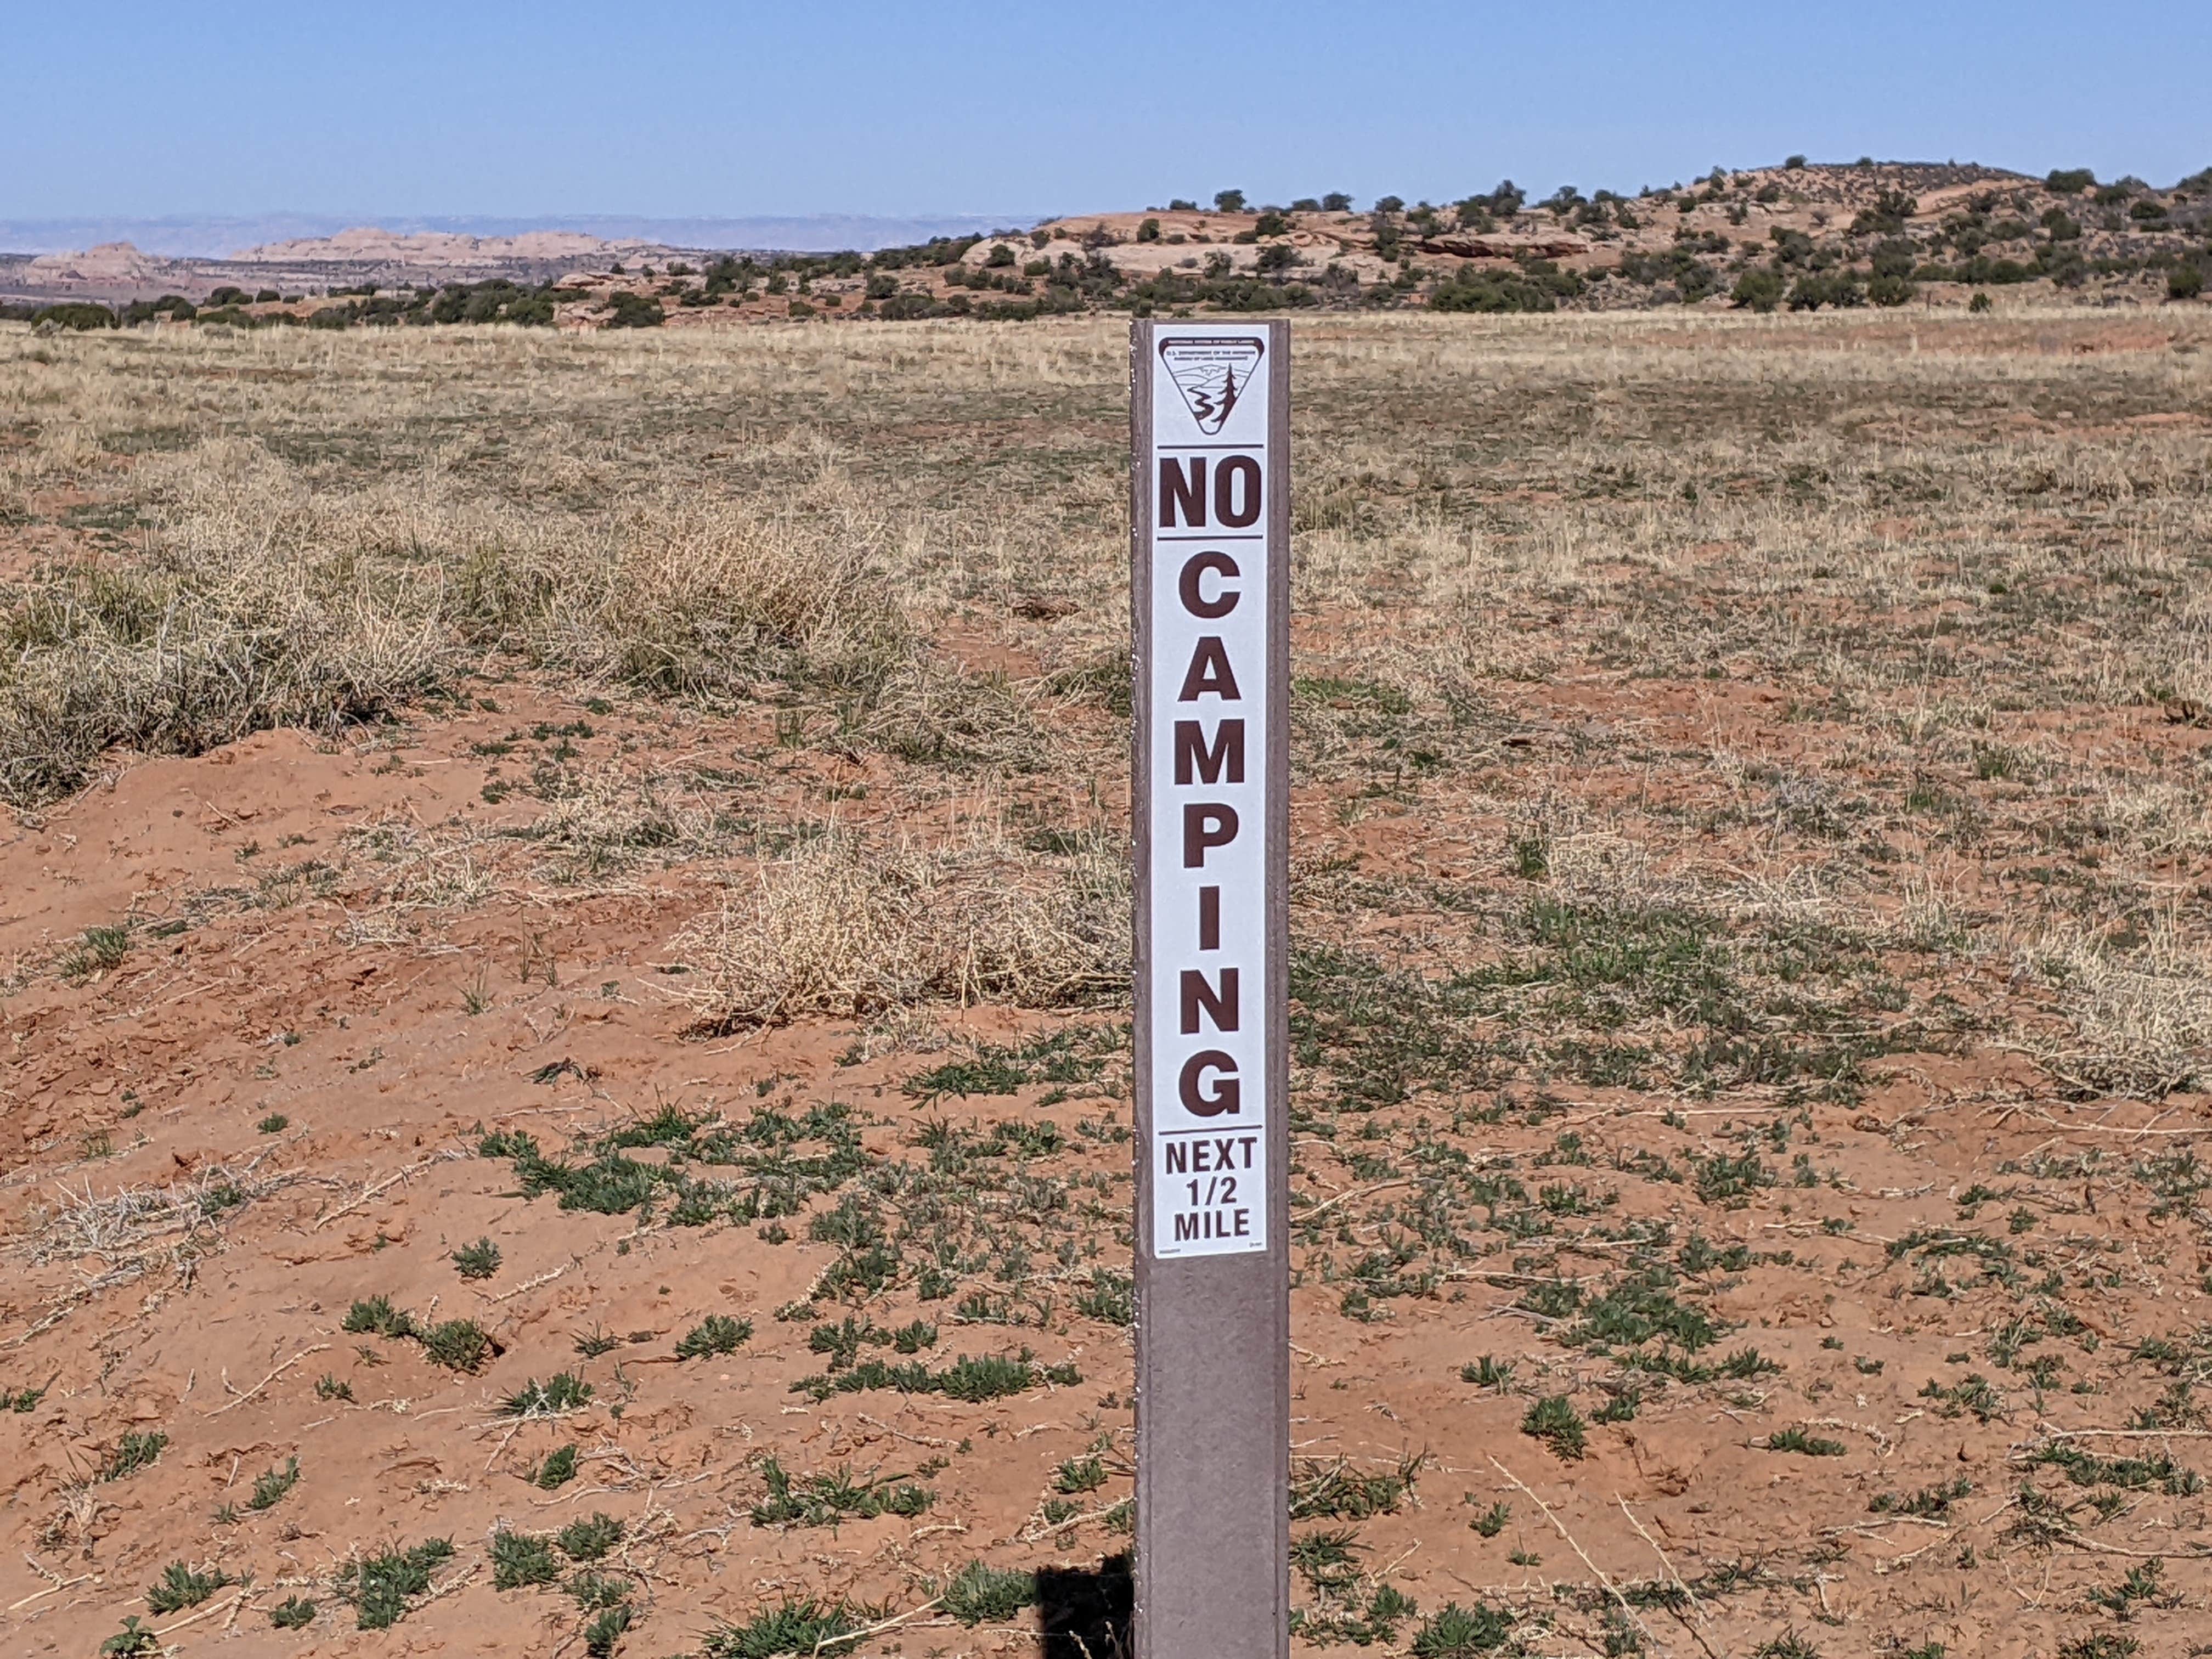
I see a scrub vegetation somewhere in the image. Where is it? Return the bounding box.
[3,306,2211,1656]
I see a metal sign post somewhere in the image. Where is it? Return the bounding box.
[1130,319,1290,1659]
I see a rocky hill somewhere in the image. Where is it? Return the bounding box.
[9,160,2209,329]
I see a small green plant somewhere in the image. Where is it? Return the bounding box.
[100,1617,160,1656]
[1767,1427,1848,1457]
[340,1537,454,1630]
[1469,1499,1511,1537]
[248,1456,301,1510]
[676,1314,753,1360]
[342,1295,415,1339]
[751,1457,934,1527]
[59,923,132,980]
[450,1237,503,1279]
[419,1319,493,1372]
[1289,1453,1423,1519]
[1411,1600,1515,1656]
[315,1373,354,1401]
[5,1383,46,1412]
[101,1430,169,1481]
[146,1560,235,1613]
[501,1372,594,1416]
[584,1605,634,1657]
[939,1560,1041,1625]
[698,1596,865,1656]
[491,1528,561,1589]
[270,1595,317,1628]
[1756,1635,1824,1659]
[1054,1454,1108,1494]
[257,1113,290,1133]
[1459,1356,1515,1390]
[558,1513,625,1560]
[535,1444,580,1488]
[1521,1395,1588,1460]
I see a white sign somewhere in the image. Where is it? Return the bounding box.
[1146,327,1274,1260]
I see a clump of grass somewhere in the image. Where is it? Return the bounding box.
[750,1457,934,1527]
[1767,1427,1848,1457]
[1521,1395,1588,1460]
[939,1560,1040,1625]
[557,1513,625,1561]
[789,1348,1076,1404]
[57,923,133,980]
[1459,1356,1514,1390]
[667,829,1126,1030]
[675,1313,753,1360]
[584,1605,635,1657]
[101,1430,168,1481]
[269,1595,317,1628]
[1289,1453,1423,1519]
[257,1113,289,1134]
[1073,1268,1133,1325]
[450,1237,502,1279]
[419,1318,493,1372]
[1469,1499,1511,1537]
[698,1595,867,1657]
[145,1560,235,1613]
[341,1295,416,1339]
[247,1456,300,1510]
[1054,1454,1108,1494]
[1410,1600,1515,1656]
[490,1528,561,1590]
[568,1570,633,1610]
[340,1537,454,1630]
[500,1372,593,1417]
[315,1373,354,1401]
[4,1384,44,1412]
[534,1444,580,1489]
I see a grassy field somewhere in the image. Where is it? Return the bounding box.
[3,309,2211,1658]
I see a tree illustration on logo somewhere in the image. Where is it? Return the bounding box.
[1160,337,1265,435]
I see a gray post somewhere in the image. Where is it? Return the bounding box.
[1130,319,1291,1659]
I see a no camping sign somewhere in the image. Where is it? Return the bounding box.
[1130,320,1290,1659]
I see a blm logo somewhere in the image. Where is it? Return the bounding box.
[1159,335,1265,435]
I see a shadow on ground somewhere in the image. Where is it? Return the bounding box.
[1037,1555,1132,1659]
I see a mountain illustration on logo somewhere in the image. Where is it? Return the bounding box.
[1159,336,1265,435]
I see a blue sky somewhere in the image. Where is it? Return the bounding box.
[8,1,2207,220]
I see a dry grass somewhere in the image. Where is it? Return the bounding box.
[666,827,1126,1028]
[13,308,2212,1656]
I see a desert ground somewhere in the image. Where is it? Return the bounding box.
[3,307,2212,1659]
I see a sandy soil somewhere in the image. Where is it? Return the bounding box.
[3,310,2212,1658]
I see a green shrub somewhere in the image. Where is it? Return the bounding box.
[1732,266,1785,312]
[33,303,117,330]
[603,292,664,328]
[269,1596,317,1628]
[2170,263,2204,301]
[1213,189,1246,212]
[1969,291,1994,313]
[342,1295,415,1338]
[1136,217,1161,242]
[1869,273,1917,307]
